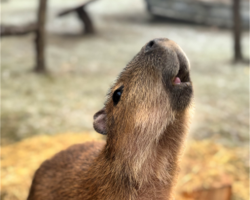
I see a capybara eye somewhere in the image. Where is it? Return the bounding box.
[112,86,123,105]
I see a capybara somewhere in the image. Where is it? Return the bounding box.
[27,38,193,200]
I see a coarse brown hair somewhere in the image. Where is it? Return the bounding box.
[27,38,193,200]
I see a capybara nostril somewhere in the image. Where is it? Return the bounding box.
[145,38,170,52]
[145,40,156,52]
[147,40,155,48]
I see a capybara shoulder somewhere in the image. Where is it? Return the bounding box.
[27,141,105,200]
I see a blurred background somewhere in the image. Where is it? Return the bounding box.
[1,0,249,199]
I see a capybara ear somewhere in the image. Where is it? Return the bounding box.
[93,108,107,135]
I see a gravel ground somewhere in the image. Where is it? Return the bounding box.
[1,0,249,147]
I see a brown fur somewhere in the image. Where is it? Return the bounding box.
[27,38,193,200]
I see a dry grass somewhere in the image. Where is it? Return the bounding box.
[1,134,248,200]
[1,133,103,200]
[176,140,249,200]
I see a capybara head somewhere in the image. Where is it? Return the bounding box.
[94,38,193,154]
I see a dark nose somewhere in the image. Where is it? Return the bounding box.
[146,40,155,49]
[145,38,170,52]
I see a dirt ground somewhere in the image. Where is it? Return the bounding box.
[1,0,249,147]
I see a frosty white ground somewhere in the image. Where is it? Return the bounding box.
[1,0,249,147]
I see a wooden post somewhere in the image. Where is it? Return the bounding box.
[76,7,94,34]
[34,0,47,73]
[233,0,243,62]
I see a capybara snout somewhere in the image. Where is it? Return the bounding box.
[141,38,193,111]
[143,38,191,85]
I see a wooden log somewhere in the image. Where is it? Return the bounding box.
[57,0,98,17]
[57,0,97,34]
[76,7,94,34]
[34,0,47,73]
[0,24,37,36]
[232,0,243,62]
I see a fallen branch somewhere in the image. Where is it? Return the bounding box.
[57,0,98,17]
[57,0,98,34]
[0,23,37,37]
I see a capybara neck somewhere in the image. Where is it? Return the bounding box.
[88,110,191,200]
